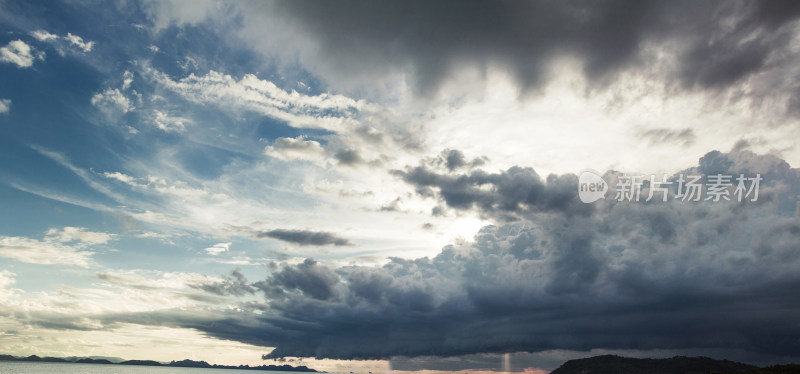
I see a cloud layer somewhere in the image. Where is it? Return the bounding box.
[0,227,113,267]
[238,150,800,360]
[265,0,800,101]
[257,229,352,247]
[18,150,796,361]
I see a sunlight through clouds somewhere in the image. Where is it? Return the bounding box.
[2,1,800,372]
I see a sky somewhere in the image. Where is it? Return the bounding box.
[0,0,800,373]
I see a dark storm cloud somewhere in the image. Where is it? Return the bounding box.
[669,1,800,89]
[218,150,797,360]
[390,162,592,221]
[256,229,352,246]
[253,258,340,300]
[29,150,800,363]
[269,0,800,95]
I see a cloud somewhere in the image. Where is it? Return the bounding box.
[265,136,327,164]
[30,30,59,42]
[391,161,592,221]
[64,32,95,52]
[122,70,134,90]
[671,2,800,89]
[143,67,368,132]
[223,0,800,117]
[0,99,10,114]
[204,242,231,256]
[0,227,113,267]
[150,110,190,132]
[638,128,696,147]
[256,229,352,247]
[253,258,338,300]
[28,30,95,54]
[97,149,797,362]
[189,269,254,297]
[91,88,135,113]
[103,171,136,184]
[425,149,488,172]
[45,227,115,246]
[0,40,41,68]
[333,149,364,166]
[252,0,651,94]
[97,270,227,294]
[0,270,17,299]
[142,0,222,31]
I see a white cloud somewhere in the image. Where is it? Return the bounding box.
[0,227,114,267]
[45,227,115,246]
[98,269,221,293]
[420,65,800,176]
[0,236,93,266]
[178,56,199,71]
[30,30,96,54]
[30,29,58,41]
[151,110,189,132]
[122,70,134,90]
[64,32,95,52]
[204,242,231,255]
[0,99,10,114]
[0,40,41,68]
[144,67,368,132]
[0,270,17,298]
[91,88,134,113]
[135,231,174,240]
[103,171,136,184]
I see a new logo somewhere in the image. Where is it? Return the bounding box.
[578,170,608,203]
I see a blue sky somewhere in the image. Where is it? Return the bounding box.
[1,1,800,373]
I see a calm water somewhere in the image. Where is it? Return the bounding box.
[0,361,305,373]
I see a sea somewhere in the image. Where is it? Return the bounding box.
[0,361,307,373]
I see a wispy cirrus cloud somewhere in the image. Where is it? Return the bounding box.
[30,29,95,53]
[0,227,114,267]
[143,67,369,133]
[204,242,231,255]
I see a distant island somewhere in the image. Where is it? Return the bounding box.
[5,353,800,374]
[0,354,322,372]
[550,354,800,374]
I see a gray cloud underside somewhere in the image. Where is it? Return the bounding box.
[189,269,256,297]
[256,229,352,246]
[21,150,800,362]
[391,165,591,222]
[268,0,800,102]
[205,150,800,359]
[638,128,695,147]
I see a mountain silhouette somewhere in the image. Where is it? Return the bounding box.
[549,355,800,374]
